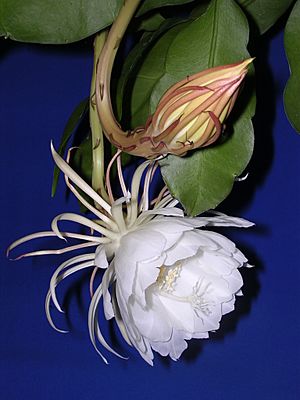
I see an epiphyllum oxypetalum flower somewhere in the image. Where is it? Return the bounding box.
[8,144,253,365]
[97,59,252,158]
[142,59,252,156]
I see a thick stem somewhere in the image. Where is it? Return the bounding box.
[95,0,141,146]
[90,31,109,203]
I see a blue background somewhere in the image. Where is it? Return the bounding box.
[1,25,300,400]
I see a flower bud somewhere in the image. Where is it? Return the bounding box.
[98,59,252,158]
[138,58,253,157]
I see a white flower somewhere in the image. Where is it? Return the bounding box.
[8,144,253,365]
[106,215,251,365]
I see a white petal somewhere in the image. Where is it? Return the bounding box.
[221,296,236,315]
[144,216,196,234]
[94,245,109,269]
[111,291,132,346]
[114,229,166,300]
[158,294,195,333]
[102,266,115,320]
[130,293,172,343]
[191,213,254,228]
[133,255,165,306]
[164,230,218,266]
[225,269,244,294]
[194,306,221,332]
[150,329,188,361]
[115,285,154,365]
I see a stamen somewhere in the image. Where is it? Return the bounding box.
[157,263,182,293]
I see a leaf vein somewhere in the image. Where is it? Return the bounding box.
[208,0,219,68]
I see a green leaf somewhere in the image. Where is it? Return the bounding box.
[190,1,210,18]
[0,0,197,44]
[160,116,254,215]
[137,13,166,31]
[137,0,194,16]
[284,0,300,133]
[237,0,294,34]
[129,0,255,215]
[0,0,123,44]
[117,17,185,123]
[51,99,88,196]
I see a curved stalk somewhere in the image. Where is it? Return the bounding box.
[90,31,109,203]
[95,0,142,152]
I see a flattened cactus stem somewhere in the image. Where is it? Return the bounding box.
[95,0,141,146]
[90,31,109,204]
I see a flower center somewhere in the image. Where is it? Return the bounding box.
[189,279,215,316]
[156,263,182,293]
[156,266,215,317]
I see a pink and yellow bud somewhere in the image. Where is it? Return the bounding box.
[139,59,253,157]
[98,59,252,158]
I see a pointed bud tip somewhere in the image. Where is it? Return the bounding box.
[243,57,255,65]
[239,57,255,71]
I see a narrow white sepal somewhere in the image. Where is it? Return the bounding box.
[51,141,112,214]
[88,283,128,364]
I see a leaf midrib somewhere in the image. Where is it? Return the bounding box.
[208,0,219,68]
